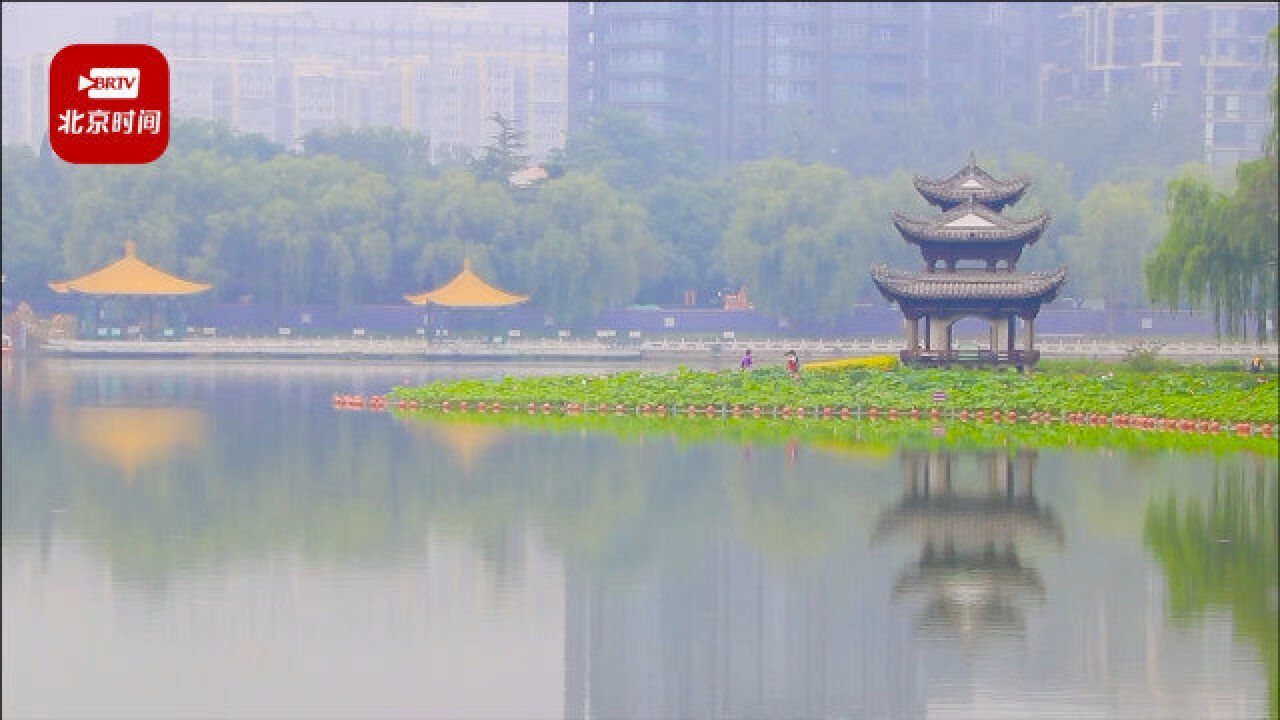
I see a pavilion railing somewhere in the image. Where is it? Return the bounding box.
[901,349,1040,367]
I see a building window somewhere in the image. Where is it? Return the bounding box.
[1214,122,1244,146]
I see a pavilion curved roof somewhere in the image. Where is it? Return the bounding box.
[870,265,1067,303]
[914,152,1030,211]
[49,241,212,296]
[404,258,529,308]
[892,199,1049,247]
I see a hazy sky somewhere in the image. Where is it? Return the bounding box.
[1,2,567,62]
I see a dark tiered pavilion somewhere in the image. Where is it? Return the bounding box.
[872,154,1067,368]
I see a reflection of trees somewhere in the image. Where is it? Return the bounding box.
[874,450,1062,646]
[1144,459,1278,719]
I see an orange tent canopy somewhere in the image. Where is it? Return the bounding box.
[404,258,528,308]
[49,241,212,296]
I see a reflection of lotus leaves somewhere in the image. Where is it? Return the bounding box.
[807,437,896,459]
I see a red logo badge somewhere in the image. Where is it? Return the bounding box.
[49,44,169,164]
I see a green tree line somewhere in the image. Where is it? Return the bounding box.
[2,67,1275,331]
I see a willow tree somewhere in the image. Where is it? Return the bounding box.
[1068,180,1162,331]
[717,158,868,326]
[1146,26,1279,341]
[1225,156,1279,341]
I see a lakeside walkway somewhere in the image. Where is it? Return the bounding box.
[644,337,1277,361]
[39,337,642,361]
[37,335,1276,362]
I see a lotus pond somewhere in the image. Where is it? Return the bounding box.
[390,365,1279,425]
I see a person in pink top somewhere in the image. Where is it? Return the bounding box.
[785,350,800,378]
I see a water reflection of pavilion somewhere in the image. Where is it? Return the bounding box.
[559,450,1066,718]
[399,416,504,474]
[55,406,209,480]
[874,450,1062,643]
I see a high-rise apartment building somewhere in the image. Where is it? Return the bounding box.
[569,2,1055,161]
[2,53,51,148]
[377,48,567,162]
[570,2,1276,167]
[1,60,30,147]
[1044,2,1277,169]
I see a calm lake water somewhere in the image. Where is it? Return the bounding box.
[2,358,1276,720]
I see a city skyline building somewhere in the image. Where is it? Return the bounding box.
[1042,2,1278,169]
[568,2,1060,162]
[4,2,1277,170]
[2,2,568,161]
[569,1,1277,168]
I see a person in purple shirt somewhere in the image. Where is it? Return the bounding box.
[740,348,753,370]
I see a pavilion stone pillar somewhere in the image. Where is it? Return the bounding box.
[993,316,1010,354]
[906,315,919,351]
[1024,314,1035,352]
[1007,315,1017,354]
[929,316,952,354]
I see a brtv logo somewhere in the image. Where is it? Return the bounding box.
[49,45,169,164]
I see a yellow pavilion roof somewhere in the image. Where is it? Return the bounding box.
[49,241,212,296]
[404,258,529,307]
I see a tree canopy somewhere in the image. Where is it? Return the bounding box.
[3,73,1276,331]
